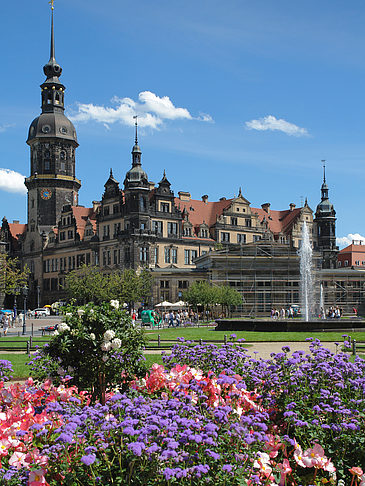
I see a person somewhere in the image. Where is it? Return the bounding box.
[2,313,10,336]
[175,311,180,327]
[131,311,136,327]
[168,311,174,328]
[280,308,285,320]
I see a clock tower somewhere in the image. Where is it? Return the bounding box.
[25,5,80,235]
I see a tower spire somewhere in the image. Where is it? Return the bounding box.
[322,159,326,183]
[133,115,138,144]
[49,1,55,61]
[43,0,62,82]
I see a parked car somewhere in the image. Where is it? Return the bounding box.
[30,308,50,318]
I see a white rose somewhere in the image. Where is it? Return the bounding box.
[53,330,59,336]
[65,313,72,317]
[111,338,122,350]
[110,300,120,309]
[90,333,96,340]
[90,309,94,314]
[77,309,85,317]
[58,323,70,333]
[101,342,112,352]
[103,330,115,341]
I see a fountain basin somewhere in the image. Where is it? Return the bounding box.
[214,319,365,332]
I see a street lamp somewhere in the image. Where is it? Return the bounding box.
[22,285,28,335]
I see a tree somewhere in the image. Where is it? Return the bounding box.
[216,285,242,317]
[183,280,242,318]
[64,265,112,305]
[65,265,153,307]
[0,254,30,307]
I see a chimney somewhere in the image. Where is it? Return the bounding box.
[219,197,226,201]
[149,181,155,191]
[261,203,270,214]
[202,194,208,204]
[289,203,296,212]
[178,191,191,201]
[12,220,19,224]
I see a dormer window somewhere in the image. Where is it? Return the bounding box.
[161,202,170,213]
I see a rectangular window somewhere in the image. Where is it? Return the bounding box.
[60,231,66,241]
[152,221,163,234]
[68,230,73,239]
[237,234,246,244]
[114,250,118,264]
[161,202,170,213]
[221,232,230,242]
[114,223,121,235]
[164,247,171,264]
[184,249,190,265]
[139,247,148,262]
[231,217,238,226]
[103,225,110,238]
[124,247,130,263]
[178,280,188,289]
[172,248,177,264]
[253,235,261,242]
[160,280,169,288]
[86,253,91,265]
[113,204,119,214]
[103,206,110,216]
[245,219,252,227]
[201,250,207,255]
[154,246,159,264]
[191,250,198,261]
[167,222,178,235]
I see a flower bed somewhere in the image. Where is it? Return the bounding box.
[0,339,364,485]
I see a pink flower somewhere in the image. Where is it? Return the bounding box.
[350,467,364,478]
[0,438,11,457]
[293,445,306,468]
[8,451,26,469]
[277,458,292,485]
[29,468,49,486]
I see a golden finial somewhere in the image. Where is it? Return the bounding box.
[49,0,55,11]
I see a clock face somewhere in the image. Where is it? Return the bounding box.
[40,189,52,200]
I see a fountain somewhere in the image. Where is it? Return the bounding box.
[319,282,325,318]
[298,221,313,322]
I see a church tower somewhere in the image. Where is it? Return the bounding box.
[25,4,80,235]
[314,162,338,269]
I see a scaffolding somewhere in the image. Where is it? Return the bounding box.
[204,241,322,316]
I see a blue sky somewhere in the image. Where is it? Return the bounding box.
[1,0,365,247]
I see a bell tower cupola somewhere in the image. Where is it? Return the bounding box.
[25,1,81,233]
[314,160,338,269]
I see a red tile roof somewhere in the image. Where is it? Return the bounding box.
[253,207,302,235]
[175,196,302,237]
[71,207,97,240]
[175,198,232,228]
[339,243,365,254]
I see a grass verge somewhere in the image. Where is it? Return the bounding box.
[144,327,365,343]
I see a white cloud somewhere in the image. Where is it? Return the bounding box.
[70,91,212,129]
[337,233,365,249]
[0,124,15,133]
[0,169,26,194]
[245,115,308,136]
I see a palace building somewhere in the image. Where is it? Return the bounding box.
[4,7,359,314]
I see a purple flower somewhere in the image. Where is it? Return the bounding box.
[81,453,96,466]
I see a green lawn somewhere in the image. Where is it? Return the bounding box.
[1,354,31,380]
[144,327,364,343]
